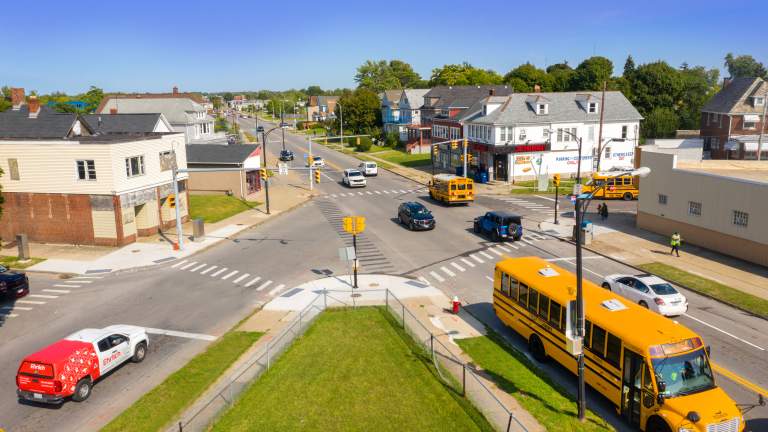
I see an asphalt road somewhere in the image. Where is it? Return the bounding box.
[0,117,764,431]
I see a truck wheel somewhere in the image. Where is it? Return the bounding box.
[623,192,633,201]
[132,341,147,363]
[71,378,92,402]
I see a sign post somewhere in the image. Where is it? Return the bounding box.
[342,216,366,288]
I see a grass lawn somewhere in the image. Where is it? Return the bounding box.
[188,195,260,224]
[457,332,614,432]
[638,262,768,319]
[372,149,432,168]
[102,331,262,432]
[0,255,45,269]
[511,179,578,195]
[211,308,493,432]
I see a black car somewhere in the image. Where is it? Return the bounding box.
[256,126,265,133]
[279,149,295,161]
[0,265,29,299]
[398,202,435,231]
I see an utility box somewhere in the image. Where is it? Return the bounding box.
[572,221,593,245]
[16,234,30,260]
[192,218,205,242]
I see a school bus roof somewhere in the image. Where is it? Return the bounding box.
[496,256,699,352]
[432,174,471,182]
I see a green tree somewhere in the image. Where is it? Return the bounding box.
[643,107,679,138]
[79,86,104,113]
[305,85,323,96]
[678,66,720,129]
[627,61,683,116]
[335,88,381,135]
[222,92,234,102]
[389,60,422,88]
[503,63,553,91]
[570,56,614,90]
[546,62,574,92]
[623,55,636,77]
[355,60,401,92]
[429,62,503,86]
[724,53,767,78]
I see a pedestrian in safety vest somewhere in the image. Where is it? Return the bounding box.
[670,232,682,257]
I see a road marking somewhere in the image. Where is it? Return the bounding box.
[485,276,494,282]
[383,190,391,194]
[497,245,511,252]
[357,192,364,196]
[417,276,430,286]
[450,262,465,272]
[488,247,503,256]
[506,243,519,249]
[470,254,484,264]
[711,362,768,397]
[460,258,475,268]
[233,273,250,284]
[145,328,217,341]
[523,238,536,245]
[54,284,79,288]
[1,306,32,311]
[366,191,373,195]
[534,195,556,202]
[374,190,381,194]
[256,280,273,291]
[429,271,445,283]
[268,284,287,296]
[399,189,408,193]
[171,260,188,269]
[221,270,239,280]
[330,194,337,198]
[72,276,102,279]
[43,289,70,294]
[479,251,494,260]
[200,265,217,275]
[17,300,46,305]
[683,313,765,351]
[66,280,93,284]
[0,313,18,318]
[440,266,456,277]
[245,276,262,287]
[30,294,58,299]
[210,267,228,277]
[546,256,603,262]
[180,261,197,270]
[190,263,207,272]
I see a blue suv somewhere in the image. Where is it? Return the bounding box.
[473,211,523,242]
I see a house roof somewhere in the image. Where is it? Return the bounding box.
[97,98,209,124]
[423,85,513,109]
[701,77,767,114]
[471,91,642,125]
[81,113,166,134]
[382,90,403,108]
[0,106,86,139]
[401,88,429,109]
[96,92,206,112]
[185,144,260,165]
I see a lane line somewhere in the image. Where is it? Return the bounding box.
[54,284,80,288]
[17,300,46,305]
[534,195,557,202]
[30,294,58,299]
[200,265,217,275]
[683,313,765,351]
[190,263,208,272]
[180,261,198,270]
[210,267,228,277]
[711,362,768,397]
[43,289,70,294]
[256,280,273,291]
[268,284,287,296]
[470,254,484,264]
[221,270,239,281]
[429,271,445,283]
[374,190,382,194]
[171,260,188,269]
[245,276,262,287]
[488,248,503,256]
[1,306,32,311]
[485,276,494,282]
[479,251,494,260]
[440,266,456,277]
[460,258,475,268]
[145,328,217,341]
[233,273,250,284]
[497,245,511,252]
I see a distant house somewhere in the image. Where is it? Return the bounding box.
[81,113,173,135]
[381,90,403,134]
[306,96,339,122]
[700,77,768,160]
[185,144,261,199]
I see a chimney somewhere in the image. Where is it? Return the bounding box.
[534,84,541,93]
[27,96,40,118]
[489,89,495,96]
[173,86,179,95]
[723,77,732,88]
[11,88,25,110]
[110,108,118,114]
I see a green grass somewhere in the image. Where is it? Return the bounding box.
[457,331,614,432]
[211,308,493,432]
[188,195,260,223]
[372,149,432,167]
[510,179,578,194]
[0,255,45,269]
[638,262,768,319]
[102,331,262,432]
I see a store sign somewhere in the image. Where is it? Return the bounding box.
[514,144,548,153]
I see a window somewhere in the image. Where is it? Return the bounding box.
[543,128,550,139]
[754,96,765,107]
[501,273,510,297]
[500,127,507,141]
[7,158,20,180]
[97,338,111,352]
[509,275,518,300]
[585,320,592,347]
[538,294,550,320]
[125,155,145,178]
[733,210,749,227]
[549,301,562,331]
[528,289,539,314]
[605,333,622,367]
[518,128,527,141]
[621,125,628,139]
[591,324,607,356]
[159,151,175,171]
[743,118,757,129]
[557,128,563,142]
[537,103,548,114]
[688,201,702,217]
[604,146,611,159]
[588,102,598,113]
[518,283,529,307]
[588,126,595,141]
[76,160,96,180]
[658,194,667,205]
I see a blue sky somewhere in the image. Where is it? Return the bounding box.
[3,0,766,94]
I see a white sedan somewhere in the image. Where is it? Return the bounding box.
[601,273,688,316]
[307,156,325,168]
[342,169,366,187]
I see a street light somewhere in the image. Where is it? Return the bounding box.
[337,101,344,149]
[260,124,288,215]
[572,166,650,421]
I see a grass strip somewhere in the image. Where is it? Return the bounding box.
[638,262,768,319]
[188,195,260,223]
[211,308,493,432]
[101,331,262,432]
[457,330,614,431]
[0,255,45,269]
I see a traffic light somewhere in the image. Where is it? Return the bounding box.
[463,138,469,148]
[467,153,473,163]
[451,140,458,149]
[432,144,439,155]
[314,169,321,184]
[168,194,176,208]
[553,174,561,187]
[354,216,365,232]
[260,169,268,181]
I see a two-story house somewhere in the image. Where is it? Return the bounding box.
[306,96,339,122]
[700,77,768,160]
[463,90,642,182]
[381,90,403,136]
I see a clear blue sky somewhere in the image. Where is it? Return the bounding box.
[3,0,766,94]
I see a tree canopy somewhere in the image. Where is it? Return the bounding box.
[570,56,614,91]
[334,88,381,135]
[503,63,553,92]
[724,53,767,79]
[429,62,503,86]
[355,59,425,92]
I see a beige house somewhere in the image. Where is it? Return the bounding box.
[185,144,262,199]
[637,150,768,266]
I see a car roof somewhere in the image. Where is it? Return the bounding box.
[636,275,668,285]
[66,328,111,342]
[404,201,426,208]
[488,210,521,218]
[23,339,95,366]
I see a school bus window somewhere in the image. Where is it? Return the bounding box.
[538,295,550,320]
[467,183,473,190]
[591,324,607,356]
[607,178,615,186]
[642,362,653,392]
[606,333,622,367]
[528,289,539,314]
[623,177,632,185]
[451,184,457,190]
[549,301,562,330]
[585,320,592,346]
[509,276,518,301]
[519,283,529,306]
[501,273,510,296]
[458,184,466,190]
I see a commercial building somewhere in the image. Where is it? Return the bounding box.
[185,144,261,199]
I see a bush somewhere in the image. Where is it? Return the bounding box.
[384,131,399,148]
[296,121,306,130]
[356,136,373,152]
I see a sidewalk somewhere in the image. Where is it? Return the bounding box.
[539,212,768,301]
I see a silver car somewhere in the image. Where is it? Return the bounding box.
[601,273,688,316]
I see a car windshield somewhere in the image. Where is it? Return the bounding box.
[412,206,430,216]
[652,349,715,398]
[348,171,362,177]
[0,265,6,272]
[314,157,322,161]
[650,283,678,295]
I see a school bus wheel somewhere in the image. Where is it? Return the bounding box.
[623,192,633,201]
[528,334,547,362]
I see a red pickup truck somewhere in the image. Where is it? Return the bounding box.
[16,325,149,404]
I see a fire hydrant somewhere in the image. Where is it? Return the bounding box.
[451,296,461,314]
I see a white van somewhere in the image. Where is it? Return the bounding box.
[358,161,378,176]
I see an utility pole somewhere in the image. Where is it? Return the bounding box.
[308,136,313,191]
[595,81,607,172]
[171,149,184,251]
[352,232,358,289]
[261,130,271,215]
[339,102,344,150]
[281,110,286,151]
[758,87,767,161]
[575,197,586,421]
[463,138,468,178]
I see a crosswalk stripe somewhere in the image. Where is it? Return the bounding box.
[470,254,484,264]
[181,261,198,270]
[374,191,381,194]
[450,262,465,272]
[506,242,519,249]
[211,267,228,277]
[417,276,430,286]
[1,305,32,311]
[54,284,79,288]
[43,289,70,294]
[366,191,373,195]
[399,189,407,193]
[221,270,239,280]
[460,258,475,268]
[17,300,46,305]
[383,190,391,194]
[0,313,18,318]
[233,273,250,284]
[190,263,207,272]
[497,245,511,252]
[245,276,262,287]
[68,280,92,284]
[358,192,365,196]
[523,238,536,245]
[256,280,273,291]
[440,266,456,277]
[200,265,217,275]
[485,275,495,282]
[488,247,503,256]
[480,251,494,260]
[72,276,102,279]
[330,194,337,198]
[171,260,188,269]
[30,294,58,299]
[268,284,287,296]
[429,271,445,283]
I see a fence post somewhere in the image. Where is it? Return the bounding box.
[507,414,513,432]
[462,365,466,397]
[323,289,327,309]
[385,289,389,310]
[178,421,183,432]
[402,304,405,329]
[430,334,434,359]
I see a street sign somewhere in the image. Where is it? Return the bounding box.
[278,163,288,175]
[342,216,366,235]
[573,183,583,195]
[569,195,577,204]
[338,246,356,261]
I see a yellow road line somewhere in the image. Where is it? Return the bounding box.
[292,144,345,172]
[712,361,768,397]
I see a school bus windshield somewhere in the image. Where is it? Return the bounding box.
[652,348,715,398]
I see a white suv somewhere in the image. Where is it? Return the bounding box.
[358,161,378,176]
[601,274,688,316]
[342,169,367,187]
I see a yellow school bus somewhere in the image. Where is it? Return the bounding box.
[493,256,743,432]
[581,172,639,200]
[428,174,474,205]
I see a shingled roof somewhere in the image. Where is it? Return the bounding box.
[423,85,513,109]
[82,113,167,134]
[96,91,206,113]
[185,144,260,165]
[701,77,767,114]
[0,106,87,139]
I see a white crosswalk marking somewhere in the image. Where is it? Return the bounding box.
[450,262,465,272]
[17,300,46,305]
[190,263,207,272]
[54,284,79,288]
[374,191,381,194]
[460,258,475,268]
[30,294,58,299]
[358,192,365,196]
[211,267,228,277]
[330,194,337,198]
[68,280,92,284]
[399,189,407,193]
[256,280,273,291]
[480,251,494,260]
[268,284,287,296]
[1,306,32,311]
[488,248,503,256]
[383,190,391,194]
[171,260,188,269]
[43,289,70,294]
[245,276,262,287]
[366,191,373,195]
[497,245,511,252]
[470,254,484,264]
[221,270,239,280]
[181,261,197,270]
[0,313,18,318]
[440,266,456,277]
[429,271,445,283]
[233,273,250,284]
[523,238,536,245]
[72,276,102,279]
[506,242,519,249]
[485,275,495,282]
[417,276,430,286]
[200,265,217,275]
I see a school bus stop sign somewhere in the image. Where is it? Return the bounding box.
[342,216,366,235]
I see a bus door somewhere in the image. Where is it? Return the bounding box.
[621,348,644,426]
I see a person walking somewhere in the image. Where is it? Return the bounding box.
[670,232,682,257]
[596,203,603,219]
[600,203,609,221]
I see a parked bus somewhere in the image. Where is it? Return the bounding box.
[581,172,639,200]
[428,174,474,205]
[492,256,743,432]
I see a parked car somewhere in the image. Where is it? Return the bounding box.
[0,265,29,299]
[601,274,688,316]
[308,156,325,168]
[279,149,295,161]
[16,325,149,404]
[473,211,522,241]
[342,169,367,187]
[397,202,435,231]
[256,126,265,133]
[358,161,378,176]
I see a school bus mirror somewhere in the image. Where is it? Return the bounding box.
[705,345,711,357]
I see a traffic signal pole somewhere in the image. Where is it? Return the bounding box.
[463,139,468,178]
[554,184,560,225]
[171,154,184,251]
[308,136,313,191]
[352,233,358,289]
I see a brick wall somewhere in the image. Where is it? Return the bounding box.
[1,192,95,245]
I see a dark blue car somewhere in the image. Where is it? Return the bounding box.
[473,211,523,242]
[0,265,29,299]
[398,202,435,231]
